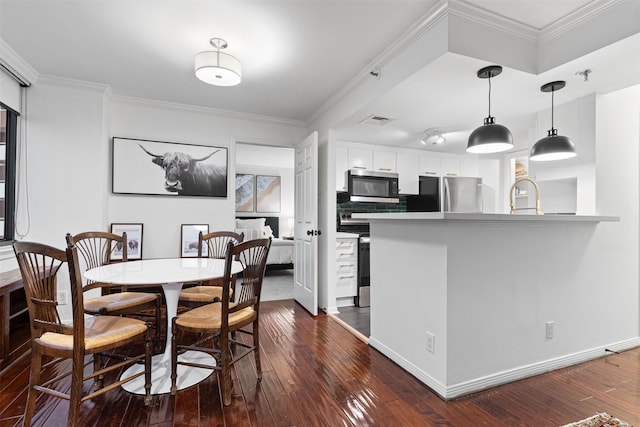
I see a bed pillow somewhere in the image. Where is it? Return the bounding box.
[262,225,274,239]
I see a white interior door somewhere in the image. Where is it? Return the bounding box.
[293,131,318,315]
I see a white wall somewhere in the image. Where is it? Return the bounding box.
[108,96,305,259]
[235,143,295,236]
[5,79,305,320]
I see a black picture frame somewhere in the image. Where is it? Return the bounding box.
[112,137,228,198]
[110,223,144,260]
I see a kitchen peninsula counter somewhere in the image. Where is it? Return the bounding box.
[352,212,635,400]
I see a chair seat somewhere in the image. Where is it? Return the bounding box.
[36,315,149,352]
[179,286,232,303]
[175,302,255,330]
[84,291,158,314]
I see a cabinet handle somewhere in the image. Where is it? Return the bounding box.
[339,275,355,280]
[352,166,366,169]
[339,264,353,268]
[423,171,437,175]
[446,173,458,176]
[378,168,392,171]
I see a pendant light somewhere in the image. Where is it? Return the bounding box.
[467,65,513,154]
[195,38,242,87]
[530,81,576,161]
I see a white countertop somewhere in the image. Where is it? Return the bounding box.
[352,212,620,222]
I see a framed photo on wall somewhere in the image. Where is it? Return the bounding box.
[235,173,255,212]
[256,175,281,213]
[110,223,144,260]
[181,224,209,258]
[112,137,228,198]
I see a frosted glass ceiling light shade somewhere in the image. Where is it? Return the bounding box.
[530,81,576,162]
[467,65,513,154]
[195,38,241,87]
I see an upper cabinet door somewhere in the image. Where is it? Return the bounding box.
[347,147,373,170]
[440,157,461,177]
[419,154,441,176]
[336,146,348,191]
[373,150,397,172]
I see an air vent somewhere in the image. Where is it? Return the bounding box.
[360,114,394,126]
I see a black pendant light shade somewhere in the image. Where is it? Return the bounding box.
[467,65,514,154]
[530,81,576,161]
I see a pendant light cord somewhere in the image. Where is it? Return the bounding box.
[487,76,492,117]
[550,89,555,130]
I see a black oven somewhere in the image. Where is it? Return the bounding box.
[346,169,399,204]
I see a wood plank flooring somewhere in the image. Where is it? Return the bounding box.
[1,299,639,426]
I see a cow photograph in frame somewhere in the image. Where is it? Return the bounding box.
[110,223,144,260]
[181,224,209,258]
[112,137,228,198]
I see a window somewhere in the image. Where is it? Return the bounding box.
[1,104,17,244]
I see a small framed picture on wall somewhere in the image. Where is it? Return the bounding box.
[181,224,209,258]
[110,223,144,260]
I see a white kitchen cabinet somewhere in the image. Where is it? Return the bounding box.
[397,152,419,194]
[373,150,397,172]
[336,145,348,191]
[419,154,441,176]
[335,237,358,299]
[347,147,372,170]
[440,157,461,177]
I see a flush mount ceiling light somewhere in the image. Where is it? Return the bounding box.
[195,38,241,87]
[420,128,447,145]
[467,65,514,154]
[530,81,576,162]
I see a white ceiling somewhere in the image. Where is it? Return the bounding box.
[1,0,639,154]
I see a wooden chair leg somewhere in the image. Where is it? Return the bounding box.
[253,320,262,381]
[154,295,162,352]
[170,318,178,395]
[220,333,232,406]
[68,350,85,427]
[24,350,42,427]
[144,326,153,405]
[93,352,103,390]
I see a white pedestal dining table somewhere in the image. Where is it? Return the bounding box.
[84,257,243,395]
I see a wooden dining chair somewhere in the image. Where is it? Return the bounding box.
[13,240,153,427]
[67,231,162,350]
[178,230,244,308]
[170,238,271,405]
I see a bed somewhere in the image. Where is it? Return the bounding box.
[235,216,294,270]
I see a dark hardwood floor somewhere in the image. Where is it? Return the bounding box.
[1,299,639,426]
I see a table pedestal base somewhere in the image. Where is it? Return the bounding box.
[121,350,215,395]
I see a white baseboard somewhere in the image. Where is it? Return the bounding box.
[369,336,640,400]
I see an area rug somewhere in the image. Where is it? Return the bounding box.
[560,412,632,427]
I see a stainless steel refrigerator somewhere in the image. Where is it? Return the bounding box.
[443,176,483,213]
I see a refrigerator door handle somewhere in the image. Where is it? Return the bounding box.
[443,177,451,212]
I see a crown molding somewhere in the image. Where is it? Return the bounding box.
[112,94,306,128]
[539,0,623,42]
[0,38,38,86]
[448,0,539,42]
[306,0,450,126]
[36,74,111,93]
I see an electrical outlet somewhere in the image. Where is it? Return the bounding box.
[426,331,435,354]
[546,321,554,339]
[56,291,68,306]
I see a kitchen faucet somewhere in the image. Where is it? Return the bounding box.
[510,177,542,215]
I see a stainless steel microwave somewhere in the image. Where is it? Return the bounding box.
[345,169,399,203]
